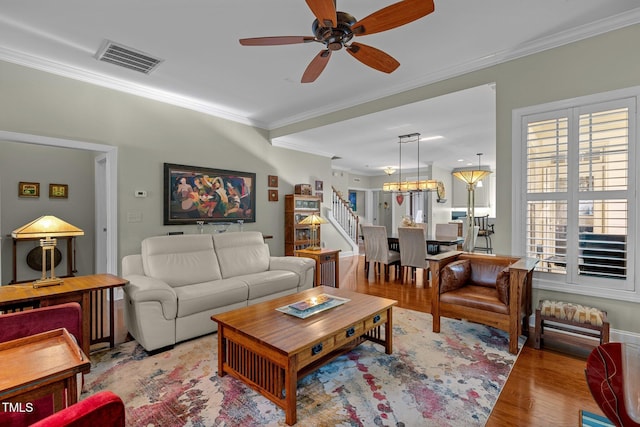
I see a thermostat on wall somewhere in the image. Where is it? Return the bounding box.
[135,190,147,198]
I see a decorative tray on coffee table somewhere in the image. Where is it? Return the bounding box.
[276,294,349,319]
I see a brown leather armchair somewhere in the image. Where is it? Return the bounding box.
[428,252,538,354]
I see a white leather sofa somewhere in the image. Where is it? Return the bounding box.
[122,231,315,351]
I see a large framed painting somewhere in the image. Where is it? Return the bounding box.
[164,163,256,225]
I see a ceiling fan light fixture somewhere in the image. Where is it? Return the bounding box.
[239,0,435,83]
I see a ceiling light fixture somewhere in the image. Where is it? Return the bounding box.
[420,135,444,142]
[383,167,396,176]
[382,133,439,194]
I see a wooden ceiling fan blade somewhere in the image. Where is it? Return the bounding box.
[346,42,400,74]
[301,50,331,83]
[351,0,435,36]
[239,36,315,46]
[305,0,337,27]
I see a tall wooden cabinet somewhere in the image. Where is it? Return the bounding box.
[285,194,321,256]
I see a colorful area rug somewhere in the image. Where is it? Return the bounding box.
[83,307,524,426]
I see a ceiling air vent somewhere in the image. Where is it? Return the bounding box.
[95,40,163,74]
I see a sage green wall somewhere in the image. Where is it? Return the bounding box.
[0,60,334,264]
[273,24,640,335]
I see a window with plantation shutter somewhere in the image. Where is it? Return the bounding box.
[515,90,637,300]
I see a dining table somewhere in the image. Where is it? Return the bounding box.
[387,234,464,255]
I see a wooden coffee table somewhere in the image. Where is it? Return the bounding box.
[212,286,397,425]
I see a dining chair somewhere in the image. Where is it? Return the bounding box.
[397,227,429,285]
[414,222,428,234]
[474,215,494,253]
[435,223,459,253]
[463,225,480,252]
[361,225,400,280]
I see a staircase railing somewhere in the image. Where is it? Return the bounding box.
[331,186,359,244]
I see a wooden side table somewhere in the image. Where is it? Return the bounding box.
[295,248,340,287]
[0,274,128,355]
[0,328,90,412]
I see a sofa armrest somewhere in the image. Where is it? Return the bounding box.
[124,275,177,320]
[270,256,314,274]
[269,256,315,289]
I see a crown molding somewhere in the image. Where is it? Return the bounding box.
[271,137,335,158]
[267,9,640,130]
[1,8,639,132]
[0,46,269,129]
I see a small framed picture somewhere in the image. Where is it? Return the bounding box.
[19,182,40,198]
[268,189,279,202]
[315,180,323,191]
[268,175,279,188]
[49,183,69,199]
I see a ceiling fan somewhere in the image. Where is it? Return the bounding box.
[239,0,435,83]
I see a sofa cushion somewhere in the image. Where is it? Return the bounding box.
[440,259,471,294]
[174,278,248,317]
[237,271,300,300]
[213,232,270,278]
[440,285,508,314]
[469,261,509,288]
[142,235,222,286]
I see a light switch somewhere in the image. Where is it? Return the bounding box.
[127,211,142,223]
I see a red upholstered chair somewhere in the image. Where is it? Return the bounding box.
[30,391,125,427]
[0,303,83,425]
[585,342,640,427]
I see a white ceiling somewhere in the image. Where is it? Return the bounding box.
[1,1,639,175]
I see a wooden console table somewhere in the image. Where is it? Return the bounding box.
[0,274,128,356]
[0,328,90,412]
[295,248,340,287]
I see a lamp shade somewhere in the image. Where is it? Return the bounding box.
[298,214,327,226]
[12,215,85,239]
[452,168,491,186]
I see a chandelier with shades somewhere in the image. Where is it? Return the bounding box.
[382,133,439,193]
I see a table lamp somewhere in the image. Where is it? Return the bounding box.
[299,214,327,250]
[12,215,84,288]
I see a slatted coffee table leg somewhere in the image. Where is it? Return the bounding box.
[285,359,298,425]
[217,325,225,376]
[385,307,393,354]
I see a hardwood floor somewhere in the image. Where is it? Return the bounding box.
[110,254,607,425]
[338,255,606,426]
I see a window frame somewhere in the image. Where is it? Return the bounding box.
[512,87,639,302]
